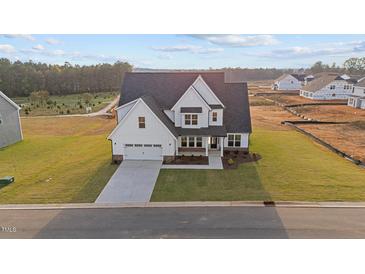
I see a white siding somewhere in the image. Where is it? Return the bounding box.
[172,86,210,128]
[352,86,365,97]
[110,100,176,157]
[192,76,222,105]
[274,75,302,90]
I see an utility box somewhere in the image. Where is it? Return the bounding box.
[0,176,14,186]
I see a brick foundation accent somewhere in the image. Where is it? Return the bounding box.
[112,155,123,164]
[163,156,176,163]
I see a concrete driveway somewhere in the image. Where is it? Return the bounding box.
[95,160,162,203]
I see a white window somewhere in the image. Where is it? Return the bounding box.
[181,136,203,148]
[138,116,145,128]
[188,137,195,147]
[196,137,202,147]
[212,112,217,122]
[184,114,198,125]
[227,134,241,147]
[181,136,187,147]
[330,85,336,90]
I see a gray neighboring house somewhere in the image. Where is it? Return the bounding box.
[0,91,23,148]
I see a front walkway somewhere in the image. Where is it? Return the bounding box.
[161,154,223,170]
[95,160,162,203]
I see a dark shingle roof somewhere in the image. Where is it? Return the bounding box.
[119,72,251,133]
[140,95,178,138]
[180,107,202,113]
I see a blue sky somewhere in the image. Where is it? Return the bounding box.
[1,34,365,69]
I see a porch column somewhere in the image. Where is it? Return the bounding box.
[205,137,209,156]
[220,137,224,157]
[175,138,179,156]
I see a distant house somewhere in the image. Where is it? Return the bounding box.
[348,78,365,109]
[108,72,251,161]
[299,73,358,100]
[272,74,306,90]
[0,91,23,148]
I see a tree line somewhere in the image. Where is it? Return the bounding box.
[0,58,132,97]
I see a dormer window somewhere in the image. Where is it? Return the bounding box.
[138,116,145,128]
[184,114,198,125]
[212,112,217,122]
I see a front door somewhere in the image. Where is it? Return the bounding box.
[210,137,218,149]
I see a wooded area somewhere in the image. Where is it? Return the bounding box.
[0,58,132,97]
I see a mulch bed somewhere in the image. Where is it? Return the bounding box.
[163,156,209,165]
[222,151,262,169]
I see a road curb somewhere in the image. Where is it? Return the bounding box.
[1,201,365,210]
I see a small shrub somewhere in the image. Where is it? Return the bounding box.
[25,109,29,115]
[79,104,83,109]
[59,110,64,115]
[98,101,101,104]
[66,109,70,114]
[227,158,235,166]
[57,105,61,109]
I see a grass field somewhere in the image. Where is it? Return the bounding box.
[0,116,117,204]
[12,91,117,116]
[152,127,365,202]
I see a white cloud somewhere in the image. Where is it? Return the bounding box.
[258,42,365,59]
[152,45,223,54]
[191,34,279,47]
[45,38,61,45]
[2,34,35,41]
[0,44,16,53]
[153,45,200,52]
[32,44,45,51]
[197,47,224,54]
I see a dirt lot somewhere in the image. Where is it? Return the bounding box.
[269,94,347,105]
[250,106,299,130]
[297,123,365,162]
[248,88,365,163]
[290,105,365,122]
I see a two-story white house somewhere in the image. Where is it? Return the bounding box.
[348,78,365,109]
[108,72,252,161]
[272,74,303,90]
[299,73,357,100]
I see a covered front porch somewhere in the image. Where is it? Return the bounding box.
[176,136,225,157]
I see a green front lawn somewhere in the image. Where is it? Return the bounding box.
[152,128,365,202]
[0,117,117,204]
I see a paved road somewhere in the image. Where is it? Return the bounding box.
[95,160,162,203]
[1,206,365,238]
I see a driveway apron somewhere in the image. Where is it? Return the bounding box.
[95,160,162,203]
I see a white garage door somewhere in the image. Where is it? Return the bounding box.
[124,144,163,160]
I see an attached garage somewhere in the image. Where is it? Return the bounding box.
[124,144,163,160]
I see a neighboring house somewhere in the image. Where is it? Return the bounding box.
[348,78,365,109]
[299,73,358,100]
[272,74,306,90]
[108,72,252,162]
[0,91,23,148]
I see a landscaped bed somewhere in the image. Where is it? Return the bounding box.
[222,151,261,169]
[163,156,208,165]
